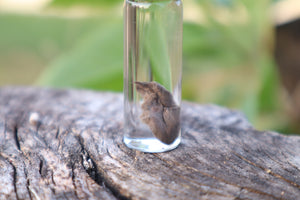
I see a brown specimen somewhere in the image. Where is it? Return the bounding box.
[135,81,180,144]
[0,87,299,200]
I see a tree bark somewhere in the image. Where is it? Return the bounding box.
[0,87,299,200]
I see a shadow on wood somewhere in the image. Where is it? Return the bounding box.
[0,87,299,199]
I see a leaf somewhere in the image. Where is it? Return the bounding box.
[37,20,124,91]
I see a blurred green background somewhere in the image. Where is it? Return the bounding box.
[0,0,299,134]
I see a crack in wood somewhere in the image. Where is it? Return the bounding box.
[7,159,19,200]
[71,163,79,199]
[25,170,33,200]
[55,127,60,139]
[51,170,56,186]
[14,126,21,151]
[77,137,103,185]
[38,157,49,179]
[17,160,34,200]
[76,136,130,200]
[106,148,113,159]
[39,159,43,177]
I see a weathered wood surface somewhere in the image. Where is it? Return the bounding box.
[0,87,299,200]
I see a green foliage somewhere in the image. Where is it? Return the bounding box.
[49,0,120,7]
[183,22,243,71]
[0,13,100,60]
[258,57,280,112]
[182,0,285,131]
[37,20,123,91]
[0,0,291,133]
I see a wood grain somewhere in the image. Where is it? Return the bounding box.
[0,87,299,200]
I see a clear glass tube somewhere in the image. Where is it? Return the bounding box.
[123,0,182,152]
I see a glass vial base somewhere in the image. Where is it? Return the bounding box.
[123,0,182,153]
[123,134,181,153]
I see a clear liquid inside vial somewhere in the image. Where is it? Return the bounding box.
[123,0,182,153]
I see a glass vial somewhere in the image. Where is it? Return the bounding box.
[123,0,182,152]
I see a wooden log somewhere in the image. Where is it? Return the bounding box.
[0,87,299,200]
